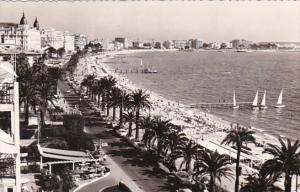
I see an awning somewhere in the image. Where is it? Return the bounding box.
[0,139,17,154]
[37,144,92,161]
[41,153,91,161]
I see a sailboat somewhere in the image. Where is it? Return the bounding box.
[141,59,158,74]
[260,90,268,110]
[275,89,285,108]
[252,90,259,109]
[140,59,143,66]
[232,91,239,109]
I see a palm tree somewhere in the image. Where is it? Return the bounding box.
[122,110,135,137]
[86,75,95,96]
[118,91,130,128]
[129,89,151,140]
[34,65,57,132]
[261,137,300,192]
[152,118,173,156]
[240,173,281,192]
[221,125,256,192]
[161,129,187,156]
[141,116,156,149]
[162,131,188,172]
[100,76,116,112]
[81,75,95,97]
[94,79,104,107]
[16,54,35,128]
[193,150,233,192]
[107,87,122,121]
[175,140,202,173]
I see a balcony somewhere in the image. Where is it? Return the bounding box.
[0,83,13,104]
[0,154,16,178]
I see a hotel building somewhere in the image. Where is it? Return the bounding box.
[0,13,41,51]
[74,34,88,50]
[0,58,21,192]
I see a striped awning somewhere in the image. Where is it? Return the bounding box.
[37,144,92,161]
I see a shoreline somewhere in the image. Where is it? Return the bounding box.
[71,49,279,164]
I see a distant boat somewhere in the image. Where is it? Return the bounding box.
[143,67,158,73]
[236,49,252,53]
[275,89,285,108]
[260,90,268,110]
[252,90,259,109]
[140,59,143,66]
[232,91,239,109]
[141,59,157,73]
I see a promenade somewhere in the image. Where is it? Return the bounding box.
[58,80,180,192]
[75,155,143,192]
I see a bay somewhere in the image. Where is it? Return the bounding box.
[109,50,300,140]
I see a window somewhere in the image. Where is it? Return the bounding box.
[7,188,13,192]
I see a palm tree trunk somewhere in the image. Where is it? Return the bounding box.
[112,106,116,121]
[97,94,100,107]
[39,108,45,137]
[135,109,140,140]
[210,175,216,192]
[107,106,110,116]
[284,172,292,192]
[127,122,132,137]
[186,158,191,173]
[101,94,105,111]
[119,106,123,127]
[157,139,161,156]
[235,147,241,192]
[24,100,29,128]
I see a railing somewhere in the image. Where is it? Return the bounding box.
[0,154,15,178]
[0,83,14,104]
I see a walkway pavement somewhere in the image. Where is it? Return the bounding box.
[76,155,143,192]
[58,80,178,192]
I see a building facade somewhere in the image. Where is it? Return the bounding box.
[230,39,252,49]
[0,58,21,192]
[173,40,187,49]
[190,39,203,49]
[0,13,41,51]
[63,32,75,52]
[74,34,88,50]
[41,29,64,49]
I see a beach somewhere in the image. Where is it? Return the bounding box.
[70,50,281,163]
[64,49,299,190]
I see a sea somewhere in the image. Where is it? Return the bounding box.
[109,50,300,141]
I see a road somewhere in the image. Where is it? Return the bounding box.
[58,80,179,192]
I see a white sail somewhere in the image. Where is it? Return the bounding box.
[261,90,266,106]
[277,89,283,105]
[233,91,237,106]
[140,59,143,66]
[233,90,239,109]
[252,90,259,106]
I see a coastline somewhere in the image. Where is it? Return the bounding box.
[71,49,278,164]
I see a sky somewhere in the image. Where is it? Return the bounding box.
[0,1,299,42]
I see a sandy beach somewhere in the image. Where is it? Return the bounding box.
[70,49,279,168]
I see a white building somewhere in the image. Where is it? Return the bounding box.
[0,59,21,192]
[173,40,187,49]
[0,13,41,51]
[26,28,41,51]
[74,34,88,50]
[41,29,64,49]
[63,32,75,52]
